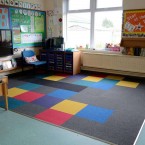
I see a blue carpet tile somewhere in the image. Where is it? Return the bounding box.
[76,105,114,124]
[32,95,64,108]
[48,89,78,99]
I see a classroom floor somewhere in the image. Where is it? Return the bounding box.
[1,71,145,145]
[0,108,109,145]
[134,120,145,145]
[1,105,144,145]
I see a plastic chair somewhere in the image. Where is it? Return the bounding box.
[22,50,47,73]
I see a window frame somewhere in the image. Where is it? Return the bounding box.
[64,0,123,49]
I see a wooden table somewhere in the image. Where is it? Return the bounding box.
[0,76,8,110]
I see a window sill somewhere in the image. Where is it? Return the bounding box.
[80,49,123,55]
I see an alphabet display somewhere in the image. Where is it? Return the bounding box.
[0,0,41,10]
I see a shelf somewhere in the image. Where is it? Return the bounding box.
[0,66,17,73]
[0,67,17,73]
[120,38,145,47]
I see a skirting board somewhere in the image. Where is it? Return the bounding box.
[81,66,145,78]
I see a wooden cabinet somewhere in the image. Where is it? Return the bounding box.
[40,50,81,75]
[64,51,81,75]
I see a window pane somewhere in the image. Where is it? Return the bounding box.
[94,11,122,50]
[69,0,90,10]
[67,13,90,48]
[97,0,122,8]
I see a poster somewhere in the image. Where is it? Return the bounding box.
[0,7,9,29]
[21,33,42,43]
[13,29,21,43]
[123,10,145,37]
[34,15,44,32]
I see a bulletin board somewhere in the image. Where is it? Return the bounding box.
[9,7,46,48]
[123,9,145,37]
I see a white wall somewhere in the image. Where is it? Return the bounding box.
[44,0,62,11]
[123,0,145,10]
[44,0,63,38]
[21,0,45,10]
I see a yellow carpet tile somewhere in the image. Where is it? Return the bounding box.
[51,100,87,115]
[116,81,139,88]
[43,75,66,81]
[8,88,28,97]
[82,76,103,82]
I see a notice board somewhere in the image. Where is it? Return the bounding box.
[9,7,46,48]
[123,9,145,37]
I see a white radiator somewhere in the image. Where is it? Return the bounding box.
[82,52,145,76]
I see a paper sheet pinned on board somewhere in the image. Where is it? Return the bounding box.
[53,16,58,25]
[20,25,28,32]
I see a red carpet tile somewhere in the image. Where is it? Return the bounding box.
[14,91,45,102]
[35,109,73,125]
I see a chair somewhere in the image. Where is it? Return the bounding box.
[22,50,47,73]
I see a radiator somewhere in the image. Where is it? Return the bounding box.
[82,52,145,76]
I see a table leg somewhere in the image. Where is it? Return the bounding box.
[2,83,8,110]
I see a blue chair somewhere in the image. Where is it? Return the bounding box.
[22,50,47,73]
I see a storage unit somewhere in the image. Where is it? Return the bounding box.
[55,51,64,72]
[47,51,56,71]
[65,52,73,73]
[39,50,81,75]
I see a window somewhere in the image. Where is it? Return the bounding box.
[94,11,122,49]
[96,0,122,8]
[69,0,90,10]
[67,13,90,48]
[65,0,123,51]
